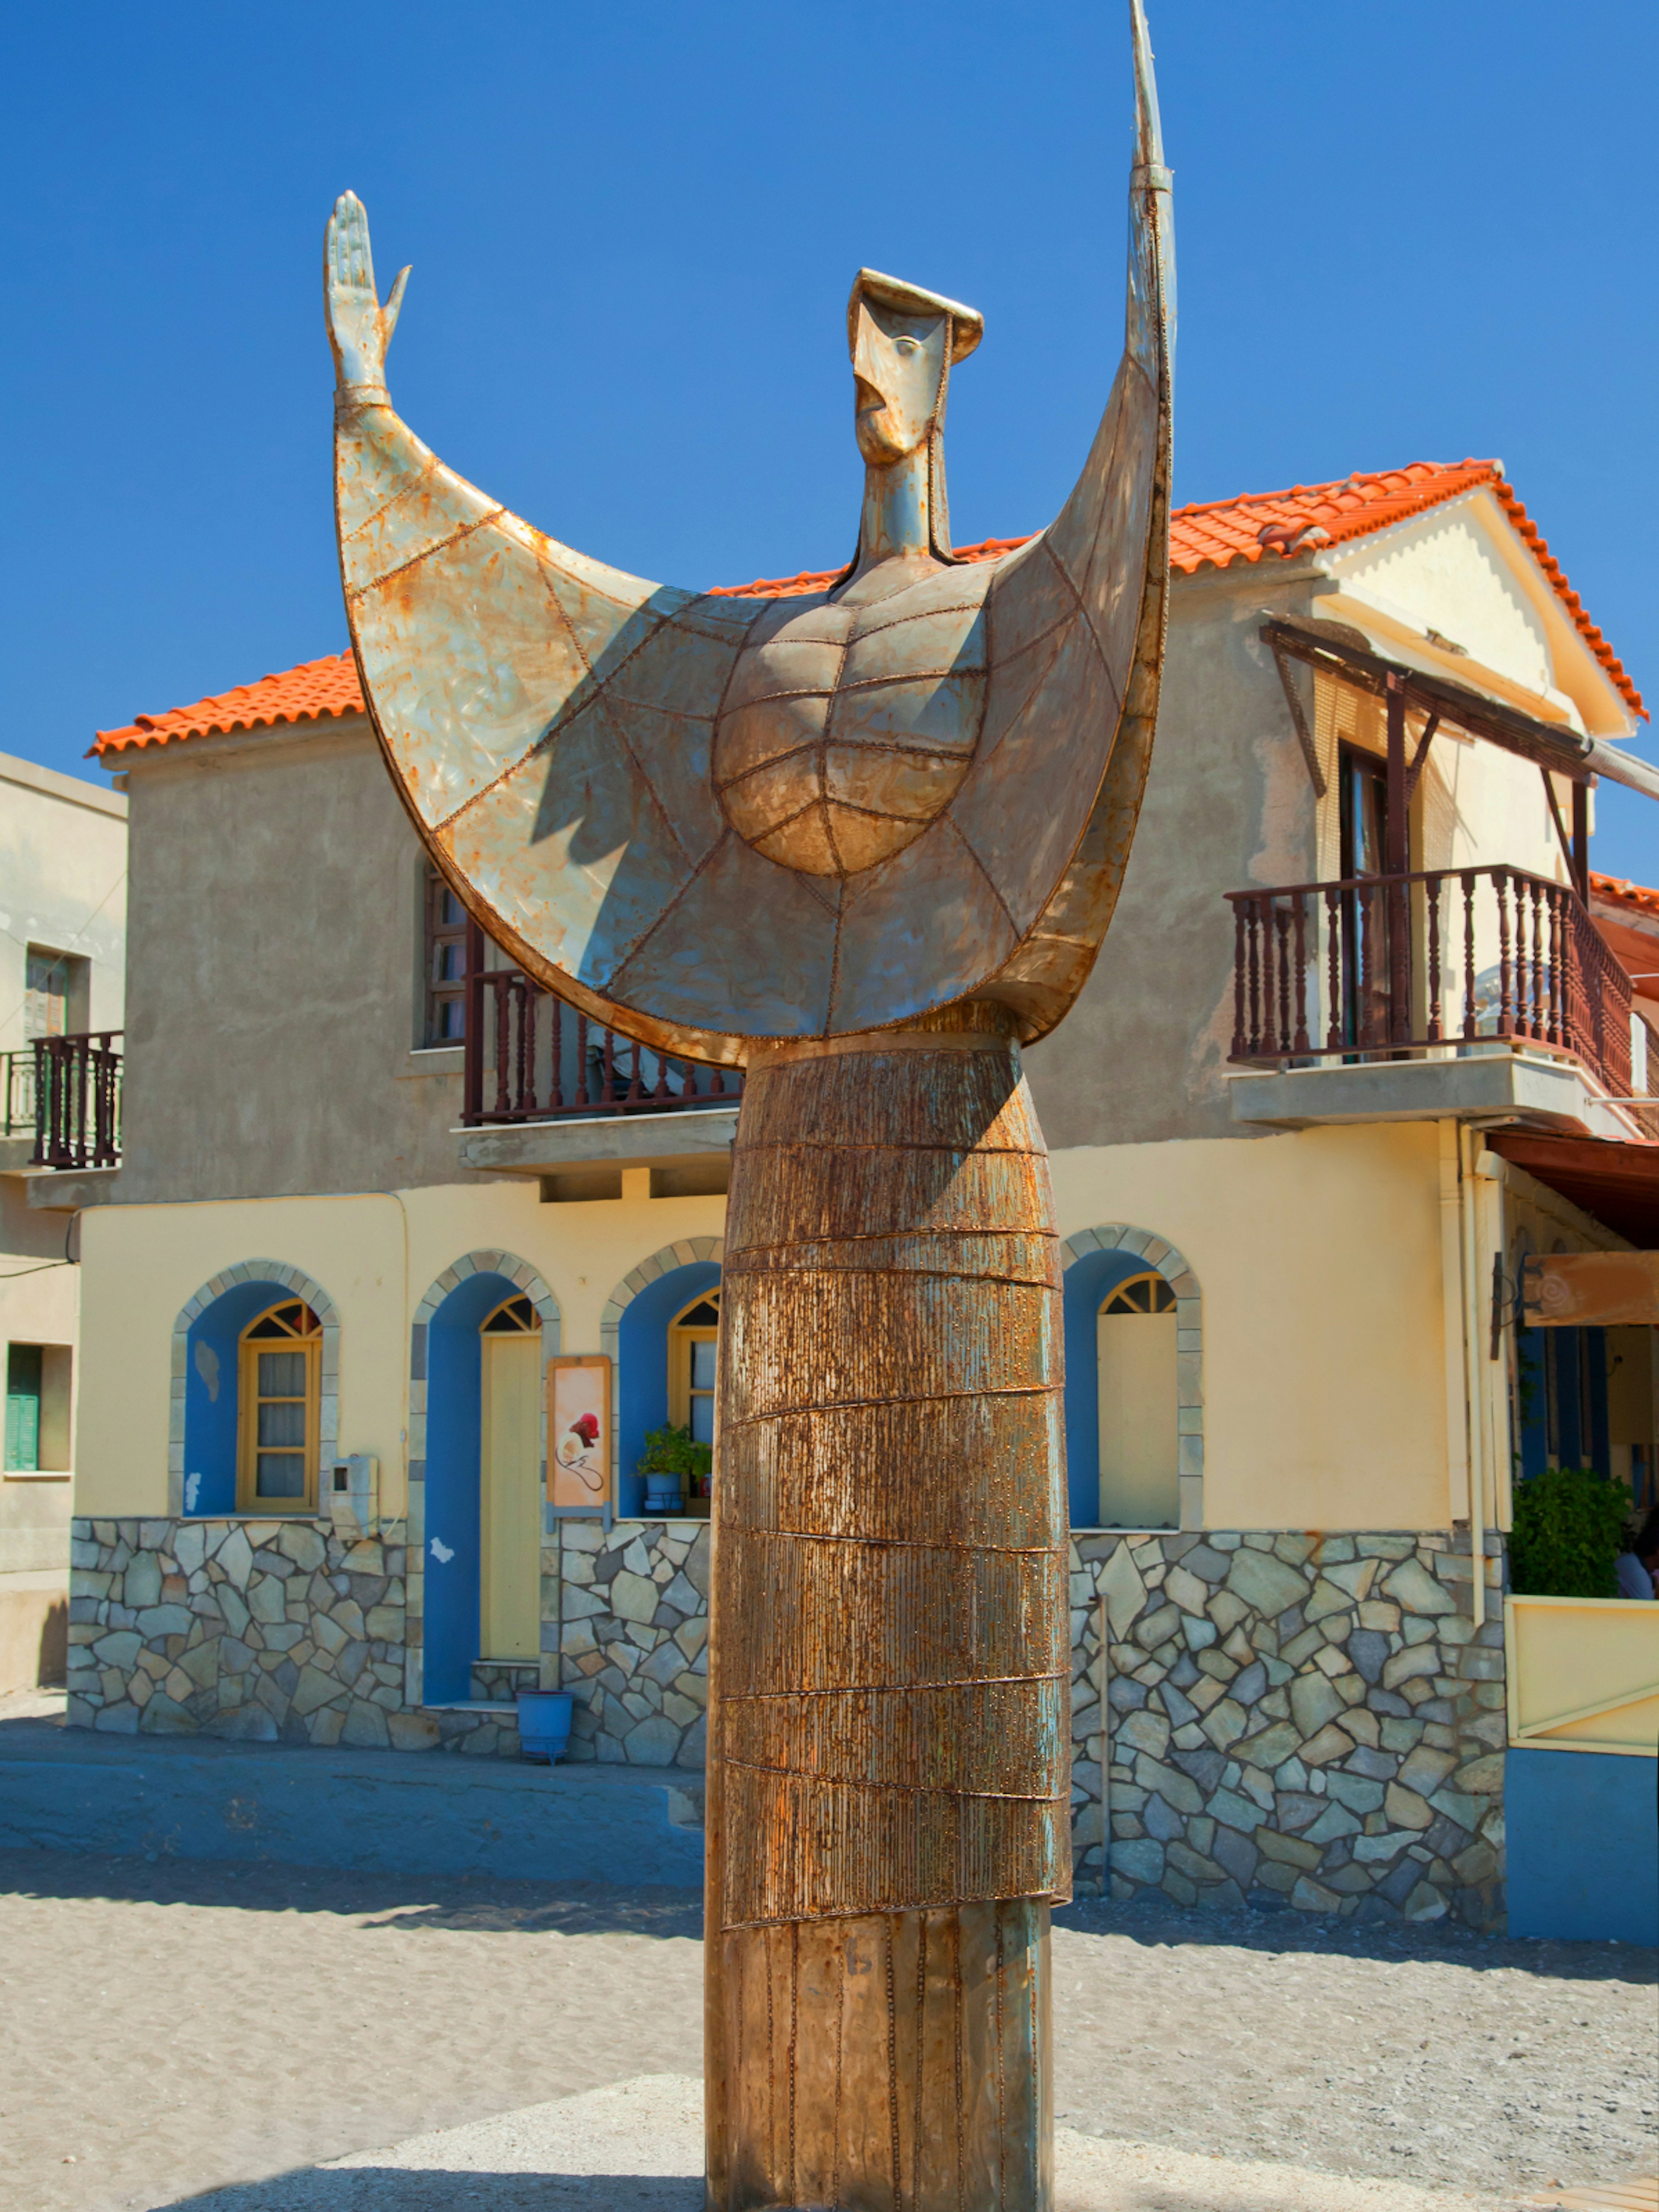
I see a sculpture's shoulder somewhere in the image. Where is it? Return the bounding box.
[738,555,998,678]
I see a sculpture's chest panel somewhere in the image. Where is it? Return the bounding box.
[712,562,992,878]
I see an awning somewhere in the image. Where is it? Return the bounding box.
[1487,1131,1659,1247]
[1264,615,1659,804]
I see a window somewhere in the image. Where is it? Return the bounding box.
[670,1288,720,1447]
[423,866,468,1045]
[5,1343,72,1473]
[237,1301,322,1511]
[482,1295,536,1336]
[1096,1271,1178,1529]
[25,947,88,1040]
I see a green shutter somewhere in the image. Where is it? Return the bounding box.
[5,1343,43,1471]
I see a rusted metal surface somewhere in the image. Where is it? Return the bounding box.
[1523,1251,1659,1328]
[705,1007,1067,2208]
[324,10,1171,1068]
[328,7,1173,2202]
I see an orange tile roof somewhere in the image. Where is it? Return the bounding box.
[91,461,1643,756]
[1590,871,1659,921]
[94,653,366,756]
[1166,459,1644,719]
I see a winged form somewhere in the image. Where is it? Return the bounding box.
[328,6,1173,1068]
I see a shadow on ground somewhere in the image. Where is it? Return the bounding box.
[169,2174,700,2210]
[0,1846,702,1939]
[1055,1891,1656,1983]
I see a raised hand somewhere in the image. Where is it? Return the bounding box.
[324,191,410,392]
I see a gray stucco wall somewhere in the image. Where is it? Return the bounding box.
[109,565,1327,1206]
[113,716,482,1204]
[1024,565,1325,1147]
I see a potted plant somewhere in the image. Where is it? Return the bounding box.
[636,1422,713,1518]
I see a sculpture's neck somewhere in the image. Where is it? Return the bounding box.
[850,444,938,582]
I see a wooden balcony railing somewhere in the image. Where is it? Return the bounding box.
[21,1032,123,1168]
[462,966,740,1128]
[1225,864,1635,1100]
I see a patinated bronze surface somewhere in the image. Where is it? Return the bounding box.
[327,6,1173,2201]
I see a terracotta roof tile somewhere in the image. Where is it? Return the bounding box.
[92,462,1643,756]
[1165,459,1645,719]
[94,653,365,756]
[1590,871,1659,920]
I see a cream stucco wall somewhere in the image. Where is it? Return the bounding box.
[79,1125,1454,1537]
[1051,1121,1452,1532]
[74,1180,727,1520]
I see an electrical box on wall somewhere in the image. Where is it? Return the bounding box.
[328,1454,379,1541]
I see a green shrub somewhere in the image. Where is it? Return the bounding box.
[1508,1466,1630,1598]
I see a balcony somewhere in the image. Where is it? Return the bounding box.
[1224,866,1655,1138]
[1,1033,123,1171]
[455,939,742,1193]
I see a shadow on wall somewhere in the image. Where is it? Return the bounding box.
[36,1596,65,1686]
[0,1586,67,1695]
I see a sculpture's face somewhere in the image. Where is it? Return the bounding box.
[852,298,949,464]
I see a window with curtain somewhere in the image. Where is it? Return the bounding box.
[237,1301,322,1511]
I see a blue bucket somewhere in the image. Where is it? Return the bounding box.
[516,1690,574,1763]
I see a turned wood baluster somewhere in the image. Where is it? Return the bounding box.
[1425,875,1443,1044]
[1232,903,1249,1058]
[602,1029,617,1106]
[1291,893,1310,1054]
[1526,881,1544,1041]
[1544,889,1562,1046]
[1325,886,1343,1052]
[1246,899,1262,1055]
[1358,884,1376,1051]
[1494,871,1513,1037]
[492,976,511,1116]
[1283,907,1300,1062]
[575,1014,591,1108]
[514,978,534,1114]
[1260,898,1278,1054]
[550,997,565,1112]
[1461,872,1478,1039]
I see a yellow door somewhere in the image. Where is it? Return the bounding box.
[1097,1273,1179,1529]
[480,1332,542,1659]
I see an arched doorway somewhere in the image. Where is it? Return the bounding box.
[1096,1271,1178,1529]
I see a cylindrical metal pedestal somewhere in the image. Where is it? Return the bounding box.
[705,1011,1069,2212]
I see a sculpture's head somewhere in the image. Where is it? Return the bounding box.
[847,270,982,467]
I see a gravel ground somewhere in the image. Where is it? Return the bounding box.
[174,2073,1589,2212]
[0,1847,1650,2212]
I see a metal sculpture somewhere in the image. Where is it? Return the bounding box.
[327,6,1172,2202]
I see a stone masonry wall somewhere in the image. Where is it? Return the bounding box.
[69,1512,1510,1933]
[557,1518,709,1767]
[1067,1529,1506,1929]
[67,1515,520,1756]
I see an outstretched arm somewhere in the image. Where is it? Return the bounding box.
[324,191,410,396]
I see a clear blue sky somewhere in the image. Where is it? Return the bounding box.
[3,1,1655,877]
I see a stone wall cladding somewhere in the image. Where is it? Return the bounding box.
[66,1515,520,1756]
[69,1514,412,1746]
[558,1517,709,1767]
[1067,1529,1506,1930]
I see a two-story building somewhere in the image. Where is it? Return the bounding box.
[1,748,127,1692]
[54,458,1659,1936]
